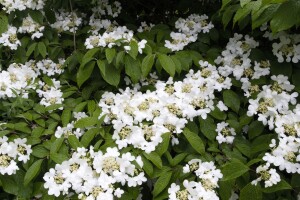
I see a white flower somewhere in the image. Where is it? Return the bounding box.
[216,122,236,144]
[0,26,21,50]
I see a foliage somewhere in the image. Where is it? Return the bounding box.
[0,0,300,200]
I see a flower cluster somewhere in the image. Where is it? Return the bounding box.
[55,112,88,138]
[0,62,37,99]
[262,26,300,63]
[165,14,214,51]
[0,26,21,50]
[99,62,231,152]
[0,136,32,175]
[215,122,236,144]
[137,21,155,33]
[168,159,222,200]
[92,0,122,18]
[251,163,281,187]
[43,147,146,199]
[247,75,298,129]
[215,33,269,81]
[51,10,83,34]
[0,0,45,13]
[18,15,45,39]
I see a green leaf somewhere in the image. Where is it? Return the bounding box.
[233,4,252,25]
[50,153,69,164]
[240,183,262,200]
[0,176,18,195]
[105,48,116,64]
[270,0,300,32]
[209,107,227,120]
[199,116,217,141]
[143,152,163,169]
[219,179,235,200]
[74,117,98,128]
[0,13,8,34]
[222,159,249,181]
[223,90,240,113]
[38,42,47,58]
[124,55,142,83]
[24,159,43,186]
[156,133,170,156]
[252,4,280,29]
[83,48,100,61]
[50,137,64,154]
[115,51,125,69]
[141,54,155,77]
[67,135,83,149]
[262,180,292,193]
[248,121,265,139]
[142,155,154,177]
[29,10,44,24]
[270,60,292,77]
[158,54,175,77]
[32,145,49,158]
[97,60,120,87]
[26,43,37,57]
[77,60,96,88]
[80,128,98,147]
[61,109,71,127]
[128,40,139,59]
[153,171,172,197]
[183,127,205,155]
[240,0,251,7]
[222,5,239,28]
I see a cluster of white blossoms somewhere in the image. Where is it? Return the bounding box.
[215,33,270,81]
[99,61,232,152]
[0,136,32,175]
[0,26,21,50]
[91,0,122,18]
[137,21,155,33]
[51,10,83,34]
[215,122,236,144]
[168,159,222,200]
[261,25,300,63]
[0,0,45,13]
[18,15,45,39]
[43,147,146,199]
[0,62,37,99]
[247,75,298,130]
[55,112,88,138]
[251,163,281,187]
[165,14,214,51]
[0,58,64,109]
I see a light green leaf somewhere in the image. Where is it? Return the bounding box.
[153,171,172,197]
[223,90,240,113]
[74,117,98,128]
[0,13,8,34]
[222,159,249,181]
[38,42,47,58]
[183,127,205,155]
[97,59,120,86]
[143,152,163,169]
[61,109,72,127]
[124,55,141,83]
[105,48,116,64]
[80,128,98,147]
[24,159,43,186]
[128,40,139,59]
[262,180,292,193]
[270,0,300,32]
[240,183,262,200]
[156,133,170,156]
[158,54,175,77]
[141,54,155,77]
[77,60,96,88]
[67,135,83,149]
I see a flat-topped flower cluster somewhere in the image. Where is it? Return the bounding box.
[43,147,146,199]
[99,61,232,153]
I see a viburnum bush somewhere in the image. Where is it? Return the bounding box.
[1,0,300,199]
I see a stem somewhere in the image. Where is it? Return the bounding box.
[69,0,76,51]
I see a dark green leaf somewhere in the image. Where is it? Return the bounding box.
[24,159,43,186]
[153,171,172,197]
[183,127,205,155]
[222,159,249,181]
